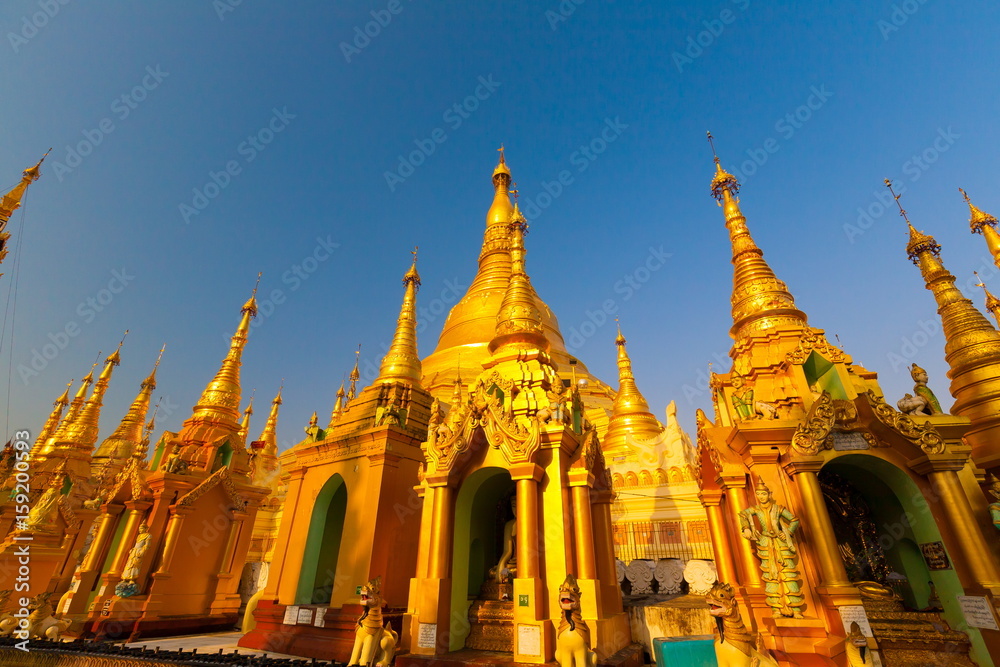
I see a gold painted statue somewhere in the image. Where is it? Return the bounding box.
[115,523,151,598]
[489,496,517,591]
[347,576,397,667]
[554,575,596,667]
[25,477,62,532]
[731,373,777,420]
[706,582,778,667]
[0,590,15,636]
[163,443,188,474]
[738,480,804,618]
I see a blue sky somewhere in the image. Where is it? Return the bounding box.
[1,0,998,447]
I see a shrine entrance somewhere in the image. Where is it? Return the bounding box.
[295,473,347,605]
[449,466,516,652]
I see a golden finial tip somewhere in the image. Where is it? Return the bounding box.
[960,187,999,234]
[493,145,511,178]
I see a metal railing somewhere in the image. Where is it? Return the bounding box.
[613,519,714,562]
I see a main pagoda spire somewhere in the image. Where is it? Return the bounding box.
[490,206,549,352]
[894,180,1000,464]
[604,323,663,454]
[376,251,423,384]
[188,276,259,433]
[708,134,808,341]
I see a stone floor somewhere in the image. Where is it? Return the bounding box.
[124,630,310,660]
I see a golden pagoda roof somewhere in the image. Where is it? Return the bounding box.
[421,149,611,407]
[94,345,162,461]
[604,324,663,453]
[491,216,548,351]
[708,141,808,341]
[188,278,258,431]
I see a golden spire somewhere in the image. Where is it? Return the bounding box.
[491,212,549,351]
[0,152,49,268]
[258,385,282,458]
[94,344,163,461]
[62,333,127,450]
[135,399,160,462]
[329,380,346,429]
[376,250,423,384]
[974,271,1000,328]
[960,188,1000,269]
[894,180,1000,455]
[347,344,361,403]
[708,133,808,340]
[240,391,256,441]
[604,322,663,453]
[189,274,259,428]
[31,380,71,455]
[56,357,100,439]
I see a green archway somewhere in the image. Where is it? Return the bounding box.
[822,454,991,665]
[295,473,348,605]
[449,466,515,651]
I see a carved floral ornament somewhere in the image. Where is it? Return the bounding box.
[790,390,945,456]
[424,371,602,479]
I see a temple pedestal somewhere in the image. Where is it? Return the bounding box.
[465,579,514,652]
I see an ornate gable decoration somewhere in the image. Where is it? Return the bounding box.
[864,391,945,455]
[177,466,249,512]
[106,457,151,502]
[57,495,82,531]
[785,330,847,365]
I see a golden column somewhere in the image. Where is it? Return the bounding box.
[720,474,763,588]
[153,507,193,577]
[568,471,597,580]
[783,460,852,587]
[700,490,738,585]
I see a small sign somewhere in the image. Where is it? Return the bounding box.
[314,611,326,628]
[837,605,873,637]
[282,605,300,625]
[958,596,1000,631]
[101,599,113,617]
[920,542,952,570]
[518,594,529,607]
[517,624,541,656]
[417,623,437,649]
[356,585,362,595]
[831,432,869,451]
[296,607,313,624]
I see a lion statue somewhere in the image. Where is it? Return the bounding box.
[706,582,778,667]
[26,592,70,640]
[347,576,397,667]
[554,574,597,667]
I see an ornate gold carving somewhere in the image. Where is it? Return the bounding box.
[785,330,846,365]
[864,390,945,454]
[791,391,836,455]
[177,466,248,512]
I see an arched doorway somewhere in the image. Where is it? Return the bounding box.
[295,473,348,605]
[819,454,989,661]
[449,466,515,651]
